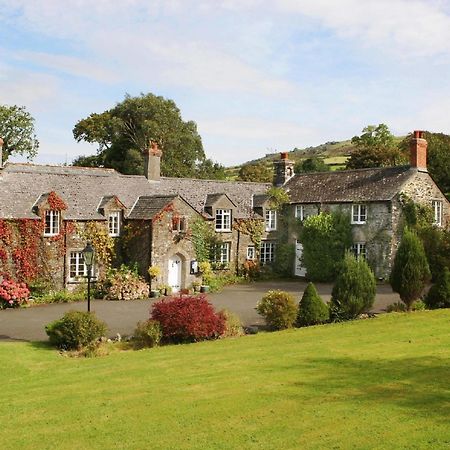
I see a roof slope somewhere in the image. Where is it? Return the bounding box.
[0,163,270,220]
[128,195,178,220]
[284,165,417,203]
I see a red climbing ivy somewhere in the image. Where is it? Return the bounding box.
[47,191,67,210]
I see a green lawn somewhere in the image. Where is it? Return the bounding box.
[2,311,450,449]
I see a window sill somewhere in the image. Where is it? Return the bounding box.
[215,229,232,233]
[351,221,367,225]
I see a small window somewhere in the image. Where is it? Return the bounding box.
[352,204,367,224]
[69,251,95,281]
[265,210,277,231]
[215,209,232,232]
[172,216,187,232]
[108,211,121,237]
[260,241,276,264]
[351,242,367,260]
[44,210,60,236]
[432,200,443,227]
[295,205,304,220]
[247,246,255,260]
[212,242,230,264]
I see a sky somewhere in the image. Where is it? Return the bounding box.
[1,0,450,167]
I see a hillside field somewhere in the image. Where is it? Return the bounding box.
[1,310,450,449]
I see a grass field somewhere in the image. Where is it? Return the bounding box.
[1,311,450,449]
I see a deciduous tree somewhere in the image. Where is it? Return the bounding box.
[346,124,406,169]
[0,104,39,161]
[73,93,223,179]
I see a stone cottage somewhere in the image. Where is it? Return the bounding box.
[0,140,279,291]
[282,131,449,278]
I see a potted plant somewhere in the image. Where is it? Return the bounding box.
[192,280,201,293]
[148,265,161,298]
[199,261,213,293]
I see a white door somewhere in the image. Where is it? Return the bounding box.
[295,240,307,277]
[168,256,182,292]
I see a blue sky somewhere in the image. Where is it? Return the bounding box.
[1,0,450,166]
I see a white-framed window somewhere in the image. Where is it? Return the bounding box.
[172,216,187,232]
[69,251,95,281]
[265,210,277,231]
[215,209,232,231]
[295,205,305,220]
[260,241,276,264]
[352,204,367,224]
[432,200,443,227]
[247,245,255,260]
[44,210,60,236]
[212,242,230,264]
[351,242,367,260]
[108,211,121,237]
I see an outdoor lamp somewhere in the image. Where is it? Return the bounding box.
[82,242,95,312]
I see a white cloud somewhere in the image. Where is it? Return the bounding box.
[276,0,450,58]
[15,51,120,84]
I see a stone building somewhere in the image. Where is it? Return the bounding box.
[283,131,450,279]
[0,141,277,291]
[0,130,447,289]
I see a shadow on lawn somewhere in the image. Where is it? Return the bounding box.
[290,355,450,421]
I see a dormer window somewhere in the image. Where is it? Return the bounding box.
[351,204,367,224]
[44,210,60,236]
[265,210,277,231]
[108,211,121,237]
[215,209,231,232]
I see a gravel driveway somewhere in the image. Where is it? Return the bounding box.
[0,280,401,342]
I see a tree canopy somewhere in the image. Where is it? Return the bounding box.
[238,163,272,182]
[294,157,330,173]
[346,124,406,169]
[0,104,39,161]
[72,93,224,178]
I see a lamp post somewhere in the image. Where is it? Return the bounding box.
[82,242,95,312]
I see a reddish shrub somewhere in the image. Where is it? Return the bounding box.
[0,277,30,309]
[151,295,226,343]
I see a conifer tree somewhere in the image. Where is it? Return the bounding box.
[425,268,450,309]
[390,228,431,311]
[330,251,376,320]
[297,282,329,327]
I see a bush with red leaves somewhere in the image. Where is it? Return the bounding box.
[151,295,226,343]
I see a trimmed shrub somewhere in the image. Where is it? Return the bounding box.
[220,309,244,338]
[0,277,30,309]
[297,282,329,327]
[45,311,107,350]
[330,252,376,320]
[390,228,431,311]
[256,290,297,330]
[386,300,427,313]
[425,268,450,309]
[151,295,226,343]
[133,319,162,349]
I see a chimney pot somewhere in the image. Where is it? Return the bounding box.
[280,152,288,160]
[143,141,162,180]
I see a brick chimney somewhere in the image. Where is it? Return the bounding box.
[273,152,295,186]
[143,141,162,181]
[0,137,3,168]
[410,130,427,170]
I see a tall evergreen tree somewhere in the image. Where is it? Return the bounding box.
[390,228,431,311]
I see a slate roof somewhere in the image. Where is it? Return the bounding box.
[252,194,268,208]
[284,165,417,203]
[0,163,270,220]
[128,195,178,220]
[204,193,236,208]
